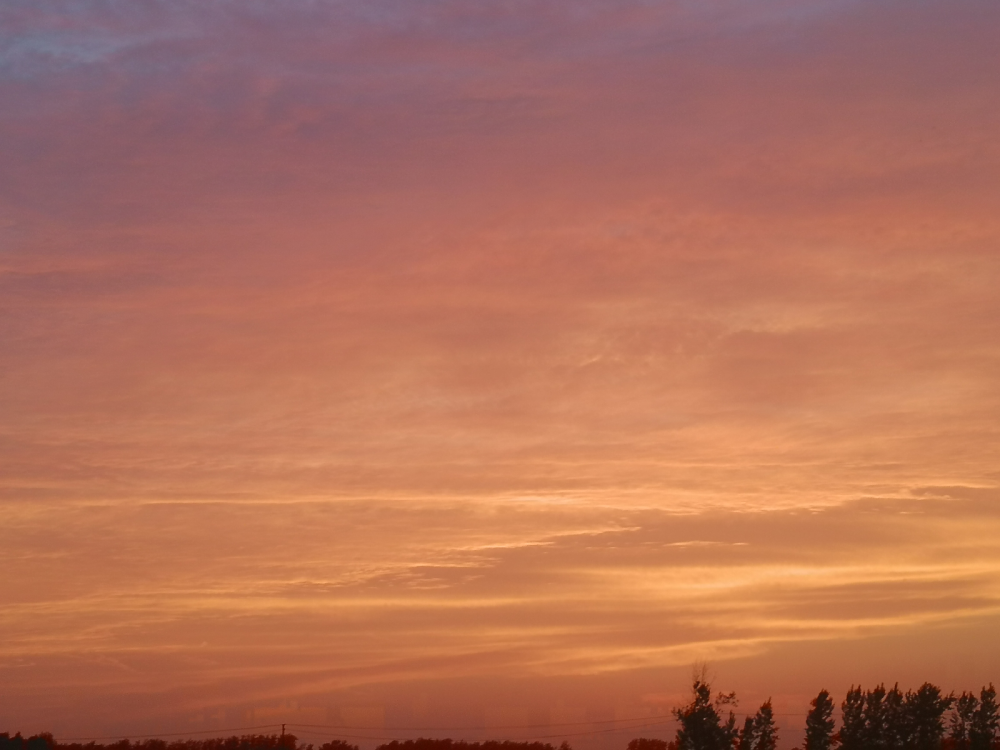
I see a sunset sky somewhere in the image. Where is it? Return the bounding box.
[2,1,999,747]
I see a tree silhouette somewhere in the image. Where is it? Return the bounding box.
[375,742,559,750]
[673,680,738,750]
[970,685,999,750]
[863,685,889,750]
[805,690,836,750]
[883,685,907,750]
[906,683,954,750]
[627,740,668,750]
[3,683,997,750]
[752,701,778,750]
[839,686,865,750]
[951,692,979,750]
[0,736,348,750]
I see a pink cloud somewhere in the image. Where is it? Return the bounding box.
[2,0,999,743]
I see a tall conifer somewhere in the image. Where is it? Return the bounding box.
[753,700,778,750]
[840,687,865,750]
[863,685,889,750]
[674,680,738,750]
[884,684,907,750]
[805,690,836,750]
[951,692,979,750]
[970,685,999,750]
[906,683,954,750]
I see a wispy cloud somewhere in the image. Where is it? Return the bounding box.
[2,0,999,740]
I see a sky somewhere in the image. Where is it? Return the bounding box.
[1,1,999,747]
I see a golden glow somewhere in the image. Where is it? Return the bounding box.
[1,0,999,745]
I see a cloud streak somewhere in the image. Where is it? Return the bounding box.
[1,0,999,743]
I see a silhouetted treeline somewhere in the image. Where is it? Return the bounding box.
[0,734,352,750]
[0,735,57,750]
[0,737,565,750]
[628,740,669,750]
[375,741,567,750]
[5,685,998,750]
[627,681,999,750]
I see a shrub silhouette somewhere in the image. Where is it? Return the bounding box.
[627,739,669,750]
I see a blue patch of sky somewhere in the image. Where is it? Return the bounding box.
[0,0,876,82]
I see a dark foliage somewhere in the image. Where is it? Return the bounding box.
[375,742,561,750]
[1,735,328,750]
[0,734,56,750]
[6,684,1000,750]
[971,685,1000,750]
[753,701,777,750]
[735,700,777,750]
[840,686,866,750]
[883,685,907,750]
[909,683,954,750]
[673,680,737,750]
[862,685,889,750]
[627,740,669,750]
[805,690,836,750]
[953,693,980,750]
[833,683,960,750]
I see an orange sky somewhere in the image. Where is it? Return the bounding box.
[2,2,999,748]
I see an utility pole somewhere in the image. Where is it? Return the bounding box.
[281,724,286,740]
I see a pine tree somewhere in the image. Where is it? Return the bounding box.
[970,685,1000,750]
[906,683,954,750]
[951,692,979,750]
[674,680,739,750]
[840,687,865,750]
[884,684,908,750]
[805,690,836,750]
[863,685,889,750]
[738,716,756,750]
[753,700,778,750]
